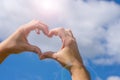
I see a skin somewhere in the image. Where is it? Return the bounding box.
[40,28,90,80]
[0,21,90,80]
[0,20,49,63]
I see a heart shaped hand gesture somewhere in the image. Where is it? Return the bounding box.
[39,28,90,80]
[0,20,83,68]
[0,20,90,80]
[40,28,83,69]
[0,20,49,62]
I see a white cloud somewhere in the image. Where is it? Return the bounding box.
[93,54,120,65]
[64,0,120,61]
[107,76,120,80]
[93,21,120,65]
[106,21,120,55]
[0,0,120,65]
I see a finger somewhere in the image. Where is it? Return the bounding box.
[36,22,49,35]
[23,20,49,36]
[35,28,40,34]
[49,28,67,48]
[26,44,42,55]
[65,29,74,37]
[40,51,56,60]
[48,28,66,40]
[23,20,40,32]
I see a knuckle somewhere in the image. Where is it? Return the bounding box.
[68,37,76,43]
[68,29,72,32]
[33,46,37,51]
[59,27,64,31]
[43,25,48,29]
[32,19,39,23]
[67,29,71,32]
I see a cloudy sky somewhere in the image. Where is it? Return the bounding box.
[0,0,120,80]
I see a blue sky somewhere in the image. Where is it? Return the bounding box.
[0,0,120,80]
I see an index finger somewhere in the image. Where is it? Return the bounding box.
[49,28,66,40]
[22,20,49,36]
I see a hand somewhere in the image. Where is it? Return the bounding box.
[0,20,48,55]
[40,28,83,69]
[40,28,90,80]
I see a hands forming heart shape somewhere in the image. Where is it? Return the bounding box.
[0,20,90,80]
[0,20,83,68]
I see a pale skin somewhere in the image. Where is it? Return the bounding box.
[0,20,90,80]
[0,20,49,63]
[40,28,90,80]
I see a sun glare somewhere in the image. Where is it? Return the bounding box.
[34,0,63,15]
[40,0,57,11]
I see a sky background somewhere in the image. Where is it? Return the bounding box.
[0,0,120,80]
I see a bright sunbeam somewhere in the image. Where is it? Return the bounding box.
[40,0,59,11]
[33,0,64,15]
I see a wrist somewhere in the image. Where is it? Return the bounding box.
[69,60,84,72]
[68,61,90,80]
[0,42,11,55]
[0,43,11,64]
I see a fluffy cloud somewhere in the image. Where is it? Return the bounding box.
[63,0,120,65]
[0,0,120,65]
[107,76,120,80]
[107,21,120,55]
[93,21,120,65]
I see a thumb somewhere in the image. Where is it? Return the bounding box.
[26,44,42,55]
[40,51,57,60]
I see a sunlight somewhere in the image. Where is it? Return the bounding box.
[40,0,58,11]
[34,0,64,15]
